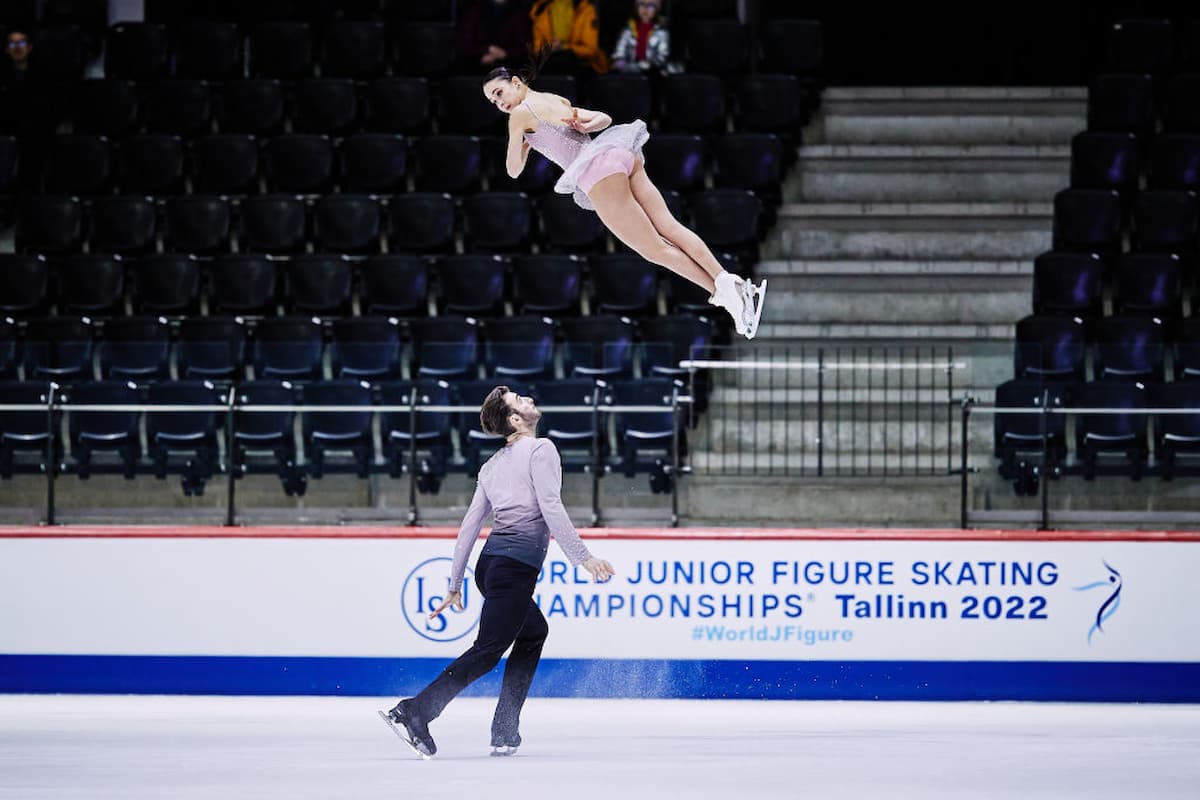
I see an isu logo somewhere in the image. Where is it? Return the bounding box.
[1071,561,1123,645]
[401,557,480,643]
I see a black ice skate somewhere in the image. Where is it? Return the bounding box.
[378,701,436,759]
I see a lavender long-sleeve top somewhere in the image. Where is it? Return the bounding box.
[447,436,592,593]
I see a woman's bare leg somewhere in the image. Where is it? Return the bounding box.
[628,162,727,282]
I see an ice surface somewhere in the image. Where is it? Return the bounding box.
[1,695,1198,799]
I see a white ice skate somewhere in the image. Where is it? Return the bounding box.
[708,271,748,337]
[740,277,767,340]
[490,745,520,757]
[378,709,433,760]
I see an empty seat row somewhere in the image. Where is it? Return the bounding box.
[1069,131,1200,192]
[1013,314,1200,384]
[1033,251,1199,320]
[1088,72,1200,136]
[1054,187,1200,253]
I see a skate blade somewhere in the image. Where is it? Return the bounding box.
[491,745,519,757]
[744,279,766,340]
[378,710,432,760]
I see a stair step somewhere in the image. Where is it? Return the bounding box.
[753,322,1015,342]
[817,114,1085,146]
[756,259,1032,277]
[761,287,1029,324]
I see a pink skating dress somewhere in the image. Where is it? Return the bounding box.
[521,101,649,210]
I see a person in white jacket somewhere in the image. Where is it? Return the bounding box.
[611,0,676,74]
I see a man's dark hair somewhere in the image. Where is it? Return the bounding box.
[479,385,516,437]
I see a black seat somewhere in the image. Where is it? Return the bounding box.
[164,195,232,254]
[0,380,57,477]
[438,75,505,136]
[192,135,260,195]
[1074,380,1149,479]
[590,253,659,316]
[1164,73,1200,133]
[88,195,158,255]
[99,316,171,381]
[176,316,246,379]
[55,254,125,315]
[684,20,749,77]
[143,81,212,137]
[321,20,386,79]
[1070,131,1139,193]
[252,316,325,380]
[1133,190,1199,252]
[537,193,607,253]
[302,379,375,478]
[1095,315,1166,381]
[1014,314,1088,382]
[461,192,532,252]
[689,189,763,262]
[312,195,381,254]
[735,74,807,138]
[285,254,354,315]
[293,79,359,135]
[560,315,635,379]
[132,254,201,315]
[1154,381,1200,478]
[642,134,707,192]
[412,136,483,194]
[0,254,51,317]
[118,134,185,195]
[611,378,683,479]
[239,194,307,254]
[1107,18,1173,75]
[660,74,726,133]
[436,254,508,316]
[759,18,824,79]
[218,80,285,136]
[0,320,15,380]
[530,377,610,471]
[45,135,113,195]
[512,254,583,316]
[0,135,14,192]
[172,22,243,80]
[28,24,85,81]
[23,317,95,381]
[379,378,452,487]
[330,316,403,379]
[264,135,334,193]
[586,74,652,126]
[484,315,556,380]
[1031,251,1105,318]
[993,378,1072,485]
[1052,189,1123,253]
[16,196,85,254]
[1177,317,1200,381]
[208,254,278,314]
[231,379,304,495]
[638,314,715,379]
[1088,74,1155,138]
[65,379,142,479]
[1112,253,1185,318]
[339,134,407,193]
[715,132,784,203]
[1149,133,1200,191]
[409,316,481,379]
[248,22,313,79]
[145,379,224,493]
[73,80,139,137]
[106,22,169,80]
[359,255,430,316]
[363,77,431,135]
[386,193,456,254]
[393,22,457,78]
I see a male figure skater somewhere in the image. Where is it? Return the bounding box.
[380,386,615,758]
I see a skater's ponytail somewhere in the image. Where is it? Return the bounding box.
[480,385,517,438]
[481,43,555,89]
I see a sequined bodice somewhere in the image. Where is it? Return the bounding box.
[522,102,591,169]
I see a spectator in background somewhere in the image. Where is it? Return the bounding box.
[611,0,675,74]
[0,30,52,192]
[457,0,531,72]
[530,0,609,78]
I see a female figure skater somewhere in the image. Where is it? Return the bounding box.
[482,64,766,338]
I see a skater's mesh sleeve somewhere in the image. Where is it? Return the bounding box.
[530,440,592,566]
[448,481,491,593]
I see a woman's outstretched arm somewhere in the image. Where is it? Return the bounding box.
[564,106,612,134]
[505,107,535,178]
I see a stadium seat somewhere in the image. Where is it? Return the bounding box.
[1074,380,1149,479]
[511,254,583,316]
[1149,134,1200,190]
[379,378,452,487]
[438,75,505,136]
[176,316,246,379]
[561,315,635,379]
[251,316,325,381]
[411,136,483,194]
[385,0,454,23]
[330,316,403,379]
[537,193,607,253]
[131,254,201,315]
[1112,253,1185,318]
[0,254,51,317]
[735,74,807,135]
[339,134,407,193]
[218,80,285,136]
[611,378,683,479]
[1154,381,1200,479]
[285,254,354,316]
[231,379,304,496]
[0,380,58,477]
[248,22,313,79]
[1069,131,1139,193]
[1133,190,1199,252]
[293,79,359,135]
[1031,251,1105,318]
[143,80,212,137]
[55,255,125,316]
[73,80,140,137]
[461,192,533,252]
[1164,73,1200,133]
[660,74,726,134]
[992,378,1072,487]
[393,23,457,78]
[321,20,386,79]
[1013,314,1087,382]
[1107,18,1173,74]
[164,195,232,254]
[239,194,307,254]
[0,320,15,380]
[172,22,243,80]
[118,134,185,195]
[145,380,224,493]
[311,195,381,254]
[530,377,611,471]
[105,22,169,80]
[0,136,14,192]
[638,314,716,379]
[1094,315,1166,381]
[642,134,707,192]
[28,24,85,81]
[264,135,334,194]
[409,316,481,379]
[684,20,749,77]
[64,379,142,479]
[16,196,85,254]
[302,379,375,478]
[45,135,113,194]
[208,254,278,315]
[1087,74,1155,138]
[358,254,430,316]
[363,77,431,135]
[690,189,763,261]
[436,254,508,316]
[192,135,260,195]
[1051,189,1123,253]
[22,317,95,381]
[386,193,457,254]
[586,74,652,126]
[590,253,659,316]
[483,315,556,380]
[715,132,785,203]
[99,316,170,380]
[88,196,158,255]
[759,18,824,79]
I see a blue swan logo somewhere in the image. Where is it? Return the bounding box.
[1071,561,1122,645]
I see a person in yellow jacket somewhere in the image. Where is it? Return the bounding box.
[530,0,610,76]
